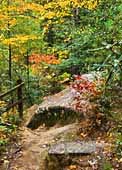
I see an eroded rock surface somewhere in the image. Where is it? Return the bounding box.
[27,87,82,129]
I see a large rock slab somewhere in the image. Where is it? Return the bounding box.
[27,73,101,129]
[27,87,83,129]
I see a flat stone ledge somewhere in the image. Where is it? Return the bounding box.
[48,141,96,155]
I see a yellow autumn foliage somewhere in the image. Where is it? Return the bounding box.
[44,11,56,19]
[0,101,6,108]
[0,0,100,47]
[0,14,9,20]
[58,1,70,8]
[2,35,38,46]
[58,50,69,59]
[43,0,99,10]
[9,18,17,27]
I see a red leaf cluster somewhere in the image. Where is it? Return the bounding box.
[72,75,98,95]
[71,75,102,112]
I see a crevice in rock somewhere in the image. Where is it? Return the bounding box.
[27,106,83,129]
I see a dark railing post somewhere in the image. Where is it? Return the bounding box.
[17,79,23,119]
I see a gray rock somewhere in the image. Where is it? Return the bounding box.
[48,141,96,155]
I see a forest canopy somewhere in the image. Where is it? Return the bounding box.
[0,0,122,102]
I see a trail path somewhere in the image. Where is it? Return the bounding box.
[9,123,79,170]
[8,85,92,170]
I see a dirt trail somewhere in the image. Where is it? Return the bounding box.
[9,123,79,170]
